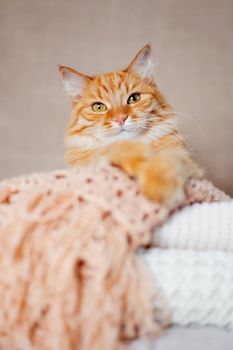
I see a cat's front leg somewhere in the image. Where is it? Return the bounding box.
[137,148,202,205]
[106,140,152,177]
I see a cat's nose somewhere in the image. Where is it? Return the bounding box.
[114,115,128,126]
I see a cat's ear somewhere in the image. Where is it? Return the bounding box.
[59,65,91,98]
[126,44,155,81]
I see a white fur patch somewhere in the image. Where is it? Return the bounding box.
[145,120,174,141]
[65,135,96,149]
[131,46,155,80]
[63,79,85,97]
[61,69,86,97]
[67,119,174,150]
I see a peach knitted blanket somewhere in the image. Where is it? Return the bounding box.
[0,165,228,350]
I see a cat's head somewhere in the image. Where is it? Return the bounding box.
[59,44,173,149]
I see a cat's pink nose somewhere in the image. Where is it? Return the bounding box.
[114,116,128,126]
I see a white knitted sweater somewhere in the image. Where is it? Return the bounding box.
[144,201,233,329]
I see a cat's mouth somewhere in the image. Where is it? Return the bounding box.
[110,126,143,139]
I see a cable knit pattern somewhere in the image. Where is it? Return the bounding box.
[153,201,233,250]
[144,249,233,329]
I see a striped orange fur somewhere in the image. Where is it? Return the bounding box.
[59,44,201,204]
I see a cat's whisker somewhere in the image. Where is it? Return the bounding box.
[158,111,206,146]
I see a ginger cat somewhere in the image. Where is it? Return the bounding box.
[59,44,201,204]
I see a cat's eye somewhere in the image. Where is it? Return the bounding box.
[92,102,107,112]
[127,93,141,104]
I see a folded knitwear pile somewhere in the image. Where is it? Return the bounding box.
[0,165,231,350]
[146,200,233,329]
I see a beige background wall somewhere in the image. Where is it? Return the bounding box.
[0,0,232,194]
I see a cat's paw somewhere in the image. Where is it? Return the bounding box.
[137,155,187,205]
[107,141,151,177]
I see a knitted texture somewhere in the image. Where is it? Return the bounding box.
[0,165,229,350]
[153,201,233,250]
[144,249,233,329]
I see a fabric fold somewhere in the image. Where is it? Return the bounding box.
[153,201,233,251]
[144,249,233,329]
